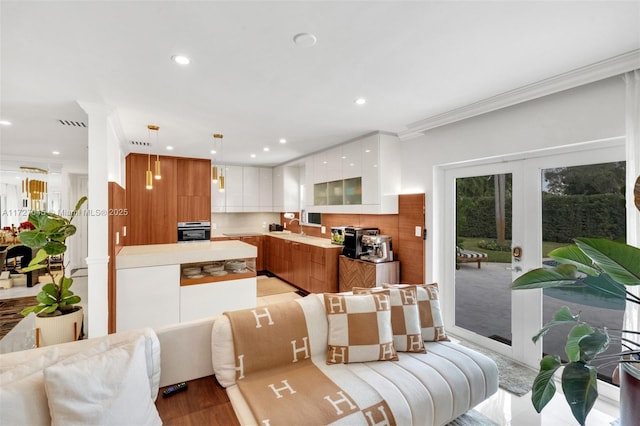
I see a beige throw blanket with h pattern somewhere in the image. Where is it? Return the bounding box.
[225,300,396,426]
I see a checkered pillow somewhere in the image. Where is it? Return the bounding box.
[323,293,398,364]
[353,287,426,353]
[383,283,449,342]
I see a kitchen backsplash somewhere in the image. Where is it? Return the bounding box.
[210,212,281,236]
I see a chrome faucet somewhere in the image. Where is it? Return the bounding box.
[288,218,305,236]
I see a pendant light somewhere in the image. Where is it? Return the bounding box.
[20,166,48,210]
[213,133,225,192]
[149,125,161,180]
[145,127,153,189]
[211,133,222,184]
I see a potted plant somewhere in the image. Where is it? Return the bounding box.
[19,196,88,346]
[512,238,639,426]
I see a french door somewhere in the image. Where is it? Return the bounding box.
[440,139,626,369]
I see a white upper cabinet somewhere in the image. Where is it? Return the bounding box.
[341,139,362,179]
[223,165,244,212]
[258,167,273,212]
[272,165,299,213]
[306,132,399,214]
[325,146,343,182]
[242,167,260,211]
[302,157,314,209]
[211,166,273,213]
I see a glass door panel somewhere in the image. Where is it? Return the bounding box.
[455,173,513,345]
[541,161,626,383]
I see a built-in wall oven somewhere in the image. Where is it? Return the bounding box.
[177,221,211,243]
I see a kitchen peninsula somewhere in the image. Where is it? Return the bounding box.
[115,240,257,332]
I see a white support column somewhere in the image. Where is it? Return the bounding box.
[78,101,111,338]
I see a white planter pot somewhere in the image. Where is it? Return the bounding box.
[35,307,83,347]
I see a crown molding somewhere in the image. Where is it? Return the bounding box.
[399,49,640,141]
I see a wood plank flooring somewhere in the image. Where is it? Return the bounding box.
[155,376,240,425]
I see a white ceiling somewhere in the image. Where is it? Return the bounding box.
[1,1,639,178]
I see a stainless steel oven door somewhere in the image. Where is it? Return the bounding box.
[177,222,211,243]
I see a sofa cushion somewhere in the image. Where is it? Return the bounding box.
[324,293,398,364]
[384,283,449,342]
[353,287,426,353]
[43,336,162,426]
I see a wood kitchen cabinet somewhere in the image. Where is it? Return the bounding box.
[266,236,340,293]
[126,154,211,245]
[240,236,264,271]
[126,153,178,245]
[177,158,211,222]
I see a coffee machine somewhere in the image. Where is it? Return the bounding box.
[360,235,393,263]
[342,227,378,259]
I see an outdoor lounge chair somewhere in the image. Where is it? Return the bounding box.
[456,246,488,269]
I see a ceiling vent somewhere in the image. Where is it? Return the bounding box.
[58,119,87,127]
[130,140,150,147]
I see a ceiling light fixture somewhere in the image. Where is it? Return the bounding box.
[148,125,161,180]
[0,120,12,126]
[263,147,270,152]
[212,133,224,190]
[251,154,256,158]
[20,166,48,210]
[52,151,60,155]
[293,33,317,47]
[171,55,191,65]
[354,97,367,105]
[279,138,286,144]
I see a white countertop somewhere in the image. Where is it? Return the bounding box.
[116,240,257,269]
[265,232,342,249]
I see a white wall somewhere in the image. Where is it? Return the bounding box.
[399,75,627,282]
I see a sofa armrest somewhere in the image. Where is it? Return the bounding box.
[154,316,217,387]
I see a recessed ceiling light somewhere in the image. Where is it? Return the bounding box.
[279,138,287,144]
[0,120,12,126]
[171,55,190,65]
[52,151,60,155]
[251,154,256,158]
[166,146,174,151]
[210,149,216,154]
[354,97,366,105]
[293,33,317,47]
[263,147,270,152]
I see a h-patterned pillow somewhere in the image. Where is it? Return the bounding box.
[323,293,398,364]
[352,287,426,353]
[383,283,449,342]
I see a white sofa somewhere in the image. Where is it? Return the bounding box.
[0,292,498,425]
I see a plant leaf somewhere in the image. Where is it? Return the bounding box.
[70,196,88,222]
[60,276,73,291]
[531,355,561,413]
[578,328,609,362]
[575,238,640,287]
[549,245,600,276]
[512,264,579,290]
[565,324,594,362]
[43,241,66,255]
[532,306,579,343]
[17,231,46,249]
[63,295,81,305]
[561,362,598,426]
[40,304,59,314]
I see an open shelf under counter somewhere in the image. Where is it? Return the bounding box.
[180,260,257,286]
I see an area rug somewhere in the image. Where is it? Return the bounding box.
[446,409,498,426]
[0,296,36,340]
[459,339,538,397]
[256,277,298,297]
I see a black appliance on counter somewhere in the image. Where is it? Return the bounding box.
[341,227,378,259]
[177,221,211,243]
[269,223,283,231]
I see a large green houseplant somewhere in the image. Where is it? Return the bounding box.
[512,238,639,426]
[19,196,87,318]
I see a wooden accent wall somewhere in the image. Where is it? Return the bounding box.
[397,193,426,283]
[108,181,126,333]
